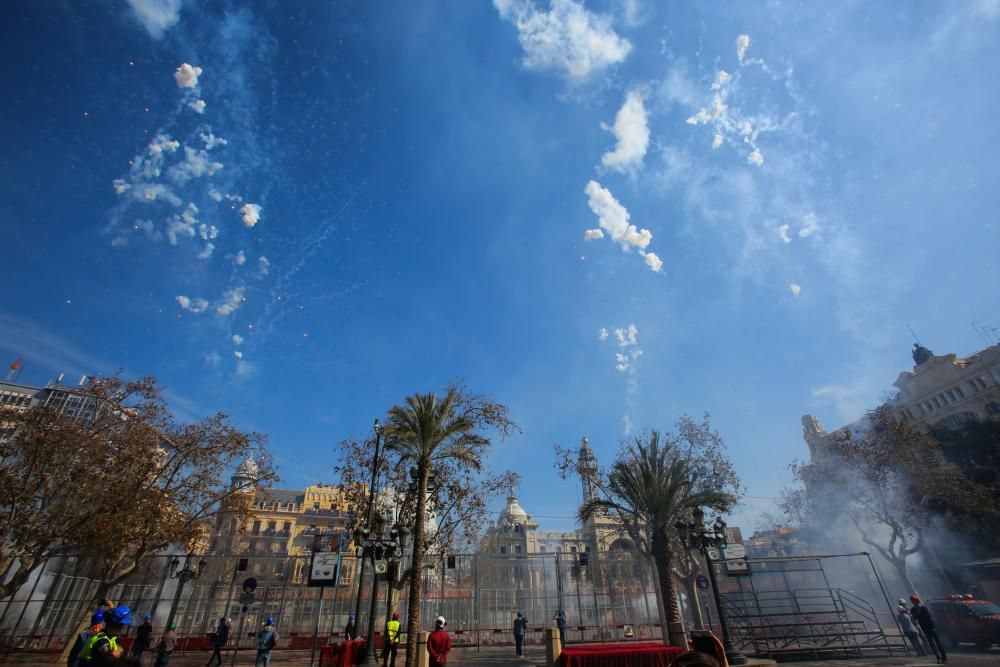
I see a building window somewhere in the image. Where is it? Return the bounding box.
[932,397,942,408]
[252,520,261,535]
[987,402,1000,416]
[514,545,522,554]
[539,546,547,553]
[946,390,956,402]
[978,377,988,390]
[954,385,965,399]
[570,546,577,553]
[500,546,507,554]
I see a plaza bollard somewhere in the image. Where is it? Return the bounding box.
[545,627,562,665]
[417,631,429,667]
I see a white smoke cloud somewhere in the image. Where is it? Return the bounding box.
[712,134,724,149]
[235,250,247,266]
[493,0,631,80]
[642,251,663,272]
[174,63,203,89]
[234,350,243,359]
[584,181,651,251]
[176,295,209,313]
[789,283,802,296]
[126,0,181,39]
[799,212,819,238]
[168,147,223,184]
[112,179,131,195]
[601,89,649,172]
[135,183,181,206]
[257,256,271,276]
[216,287,246,317]
[133,219,162,241]
[232,335,244,346]
[236,360,255,378]
[188,99,206,114]
[747,148,764,166]
[200,133,228,150]
[196,243,215,260]
[208,189,224,202]
[148,134,180,157]
[240,203,262,228]
[598,327,609,341]
[777,224,792,244]
[711,70,730,90]
[165,203,199,246]
[686,94,726,126]
[198,224,218,241]
[584,229,605,240]
[736,34,751,62]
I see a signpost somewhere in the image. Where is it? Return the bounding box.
[230,577,258,667]
[308,534,343,666]
[723,545,749,575]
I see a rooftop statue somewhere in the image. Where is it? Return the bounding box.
[912,343,934,366]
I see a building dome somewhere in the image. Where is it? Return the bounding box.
[231,455,259,491]
[499,494,529,529]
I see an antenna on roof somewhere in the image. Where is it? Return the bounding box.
[906,323,922,345]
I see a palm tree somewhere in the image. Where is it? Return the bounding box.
[385,387,502,667]
[579,430,735,648]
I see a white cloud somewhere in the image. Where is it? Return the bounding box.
[176,295,209,313]
[234,350,243,359]
[736,34,751,62]
[618,0,643,26]
[198,224,218,240]
[584,229,604,240]
[601,89,649,172]
[126,0,181,39]
[133,219,162,241]
[168,147,223,184]
[134,183,181,206]
[188,99,206,114]
[235,250,247,266]
[257,256,271,276]
[747,148,764,166]
[612,324,642,372]
[598,327,609,341]
[614,323,638,348]
[232,335,244,346]
[111,236,128,248]
[236,360,255,378]
[204,351,222,367]
[216,287,246,316]
[789,283,801,296]
[112,179,131,195]
[239,203,262,228]
[584,180,651,251]
[200,133,228,150]
[148,133,180,157]
[686,94,726,126]
[777,224,791,244]
[641,251,663,272]
[196,243,215,260]
[165,202,199,245]
[799,212,819,238]
[711,133,724,149]
[208,189,224,202]
[493,0,631,80]
[711,70,730,90]
[174,63,203,89]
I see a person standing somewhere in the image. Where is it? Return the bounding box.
[910,595,946,663]
[207,617,230,667]
[344,613,356,642]
[554,610,566,646]
[895,601,925,656]
[382,611,401,667]
[131,614,154,662]
[68,611,104,667]
[81,605,133,667]
[513,611,527,659]
[254,616,279,667]
[153,622,176,667]
[426,616,451,667]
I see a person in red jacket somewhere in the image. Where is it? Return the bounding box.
[426,617,451,667]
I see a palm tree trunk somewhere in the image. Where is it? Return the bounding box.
[653,536,687,648]
[403,464,429,667]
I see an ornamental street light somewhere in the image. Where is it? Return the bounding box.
[352,420,384,634]
[165,553,207,630]
[356,525,407,666]
[675,509,747,666]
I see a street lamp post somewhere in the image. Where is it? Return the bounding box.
[165,554,207,630]
[675,509,747,666]
[353,420,384,633]
[356,526,406,666]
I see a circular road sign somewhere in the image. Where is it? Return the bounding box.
[242,577,258,593]
[696,574,710,590]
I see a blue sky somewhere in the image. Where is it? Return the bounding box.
[1,0,998,533]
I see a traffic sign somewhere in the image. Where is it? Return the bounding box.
[705,547,721,561]
[308,533,344,587]
[242,577,258,593]
[723,544,749,575]
[373,560,388,575]
[696,574,710,590]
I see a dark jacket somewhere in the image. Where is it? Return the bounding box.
[513,617,526,637]
[135,622,154,650]
[344,619,356,641]
[912,604,935,632]
[213,622,229,647]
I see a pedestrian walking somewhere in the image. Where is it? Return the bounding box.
[206,617,230,667]
[254,616,279,667]
[911,594,947,663]
[344,613,356,641]
[896,600,925,656]
[79,605,133,667]
[131,614,154,661]
[513,611,527,658]
[426,616,452,667]
[382,611,401,667]
[553,609,566,645]
[153,623,176,667]
[68,611,104,667]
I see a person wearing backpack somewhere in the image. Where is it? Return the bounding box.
[68,611,104,667]
[254,617,279,667]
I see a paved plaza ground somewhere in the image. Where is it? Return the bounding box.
[1,647,998,667]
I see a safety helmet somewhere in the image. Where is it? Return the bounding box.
[392,612,400,619]
[910,594,921,603]
[349,613,355,620]
[91,611,105,626]
[107,605,133,626]
[266,616,274,625]
[169,622,177,630]
[435,616,446,627]
[145,614,153,621]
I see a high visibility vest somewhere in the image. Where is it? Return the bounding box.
[386,620,401,643]
[79,633,118,661]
